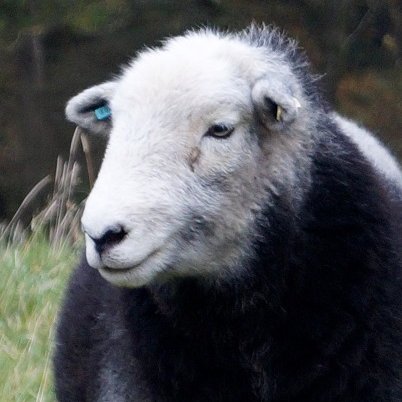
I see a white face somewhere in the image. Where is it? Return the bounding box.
[70,32,306,287]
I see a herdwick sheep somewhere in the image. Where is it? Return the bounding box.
[54,25,402,402]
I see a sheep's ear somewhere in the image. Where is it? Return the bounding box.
[251,79,301,132]
[65,82,116,136]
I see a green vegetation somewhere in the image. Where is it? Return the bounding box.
[0,233,79,402]
[0,129,85,401]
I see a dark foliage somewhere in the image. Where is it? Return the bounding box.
[0,0,401,219]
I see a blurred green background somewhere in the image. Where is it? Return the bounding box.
[1,0,401,220]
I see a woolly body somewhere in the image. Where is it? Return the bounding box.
[55,26,402,401]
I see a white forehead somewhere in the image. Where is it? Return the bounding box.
[110,32,281,119]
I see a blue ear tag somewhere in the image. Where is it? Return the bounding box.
[94,105,111,121]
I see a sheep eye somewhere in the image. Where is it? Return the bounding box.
[207,123,234,139]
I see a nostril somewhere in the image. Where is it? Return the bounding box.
[91,225,127,254]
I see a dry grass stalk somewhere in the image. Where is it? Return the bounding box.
[33,127,84,249]
[0,176,52,243]
[80,130,95,189]
[2,126,95,249]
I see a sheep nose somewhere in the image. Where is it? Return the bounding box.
[88,225,127,254]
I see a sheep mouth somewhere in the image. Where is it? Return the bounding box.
[100,247,161,274]
[101,265,139,274]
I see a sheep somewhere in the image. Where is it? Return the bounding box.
[54,25,402,401]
